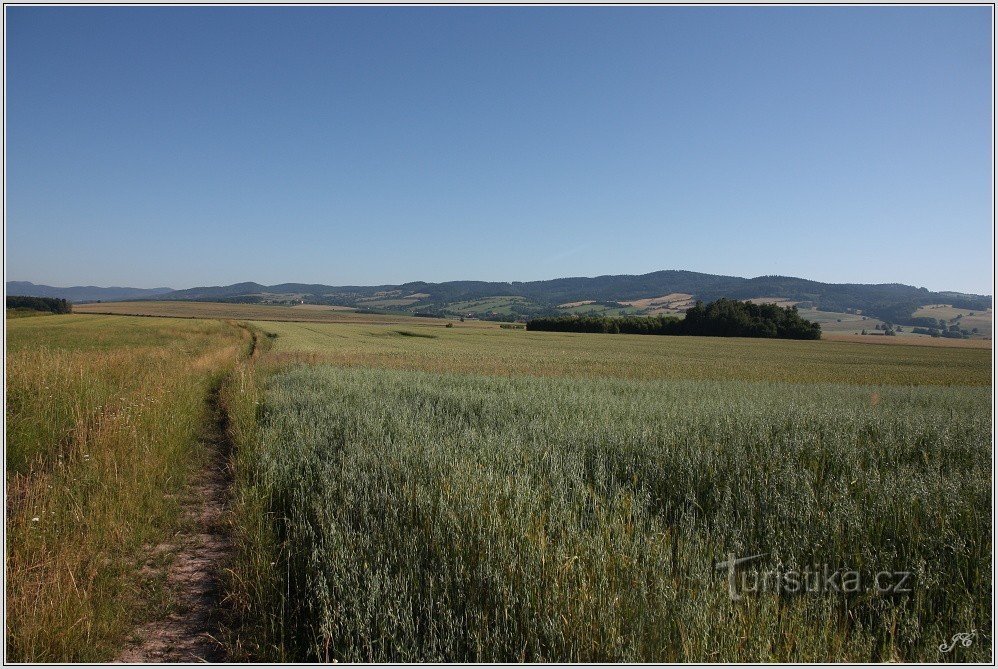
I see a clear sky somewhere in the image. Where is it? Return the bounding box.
[5,6,993,293]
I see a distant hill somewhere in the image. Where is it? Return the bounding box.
[5,281,174,303]
[9,271,991,324]
[142,271,996,324]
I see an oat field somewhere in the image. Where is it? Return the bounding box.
[227,364,991,662]
[222,318,992,662]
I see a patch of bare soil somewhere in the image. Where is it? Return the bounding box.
[116,384,232,663]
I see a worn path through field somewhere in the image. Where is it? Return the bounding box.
[115,381,232,662]
[116,326,254,663]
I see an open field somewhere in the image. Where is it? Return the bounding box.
[619,292,693,309]
[823,332,991,348]
[5,308,60,319]
[356,296,423,307]
[6,314,249,661]
[797,307,881,333]
[222,315,991,660]
[228,364,991,661]
[74,300,994,344]
[914,304,986,321]
[555,303,643,316]
[746,296,799,307]
[289,303,357,312]
[806,304,992,341]
[248,319,989,385]
[8,309,993,663]
[444,296,538,316]
[73,300,494,327]
[914,304,993,338]
[959,312,993,337]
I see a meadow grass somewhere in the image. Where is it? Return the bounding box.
[249,320,990,385]
[227,364,991,662]
[5,314,249,661]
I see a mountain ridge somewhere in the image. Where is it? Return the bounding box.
[5,281,175,303]
[8,271,991,324]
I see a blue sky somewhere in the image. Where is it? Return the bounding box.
[6,6,993,293]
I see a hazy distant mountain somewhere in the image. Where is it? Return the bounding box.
[147,270,993,324]
[6,281,174,303]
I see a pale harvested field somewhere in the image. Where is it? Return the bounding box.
[556,300,596,308]
[960,313,993,337]
[797,307,879,333]
[620,292,692,309]
[356,297,422,307]
[289,303,356,312]
[73,301,496,328]
[913,304,993,338]
[913,304,975,320]
[746,296,799,307]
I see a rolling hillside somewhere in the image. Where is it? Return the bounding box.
[8,271,991,324]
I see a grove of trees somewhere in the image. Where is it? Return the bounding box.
[6,296,71,314]
[526,299,822,340]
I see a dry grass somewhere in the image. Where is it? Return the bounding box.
[5,315,249,661]
[73,300,495,328]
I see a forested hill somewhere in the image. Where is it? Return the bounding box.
[8,270,991,324]
[5,281,174,303]
[152,271,991,322]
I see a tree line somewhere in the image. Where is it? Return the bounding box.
[6,296,72,314]
[526,298,822,340]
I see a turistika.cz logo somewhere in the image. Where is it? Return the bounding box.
[714,553,914,601]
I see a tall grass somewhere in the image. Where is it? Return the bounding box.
[228,365,991,662]
[5,315,249,661]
